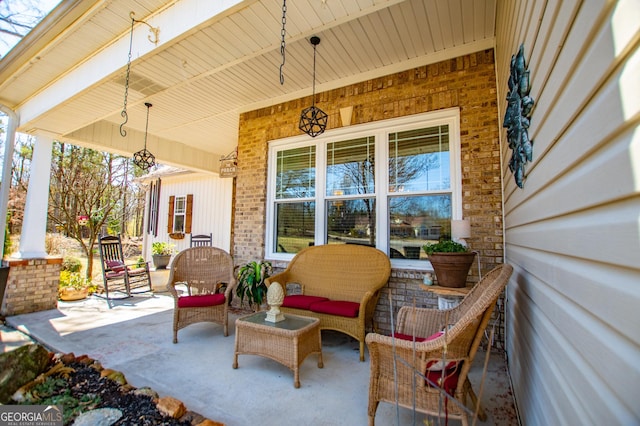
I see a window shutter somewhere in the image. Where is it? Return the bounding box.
[154,179,161,237]
[147,181,155,234]
[167,196,175,233]
[185,194,193,234]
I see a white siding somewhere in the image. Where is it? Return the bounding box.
[143,173,233,260]
[496,0,640,424]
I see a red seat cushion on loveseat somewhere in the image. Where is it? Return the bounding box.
[309,300,360,318]
[282,295,330,310]
[177,293,226,308]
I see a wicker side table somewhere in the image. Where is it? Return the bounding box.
[233,311,323,388]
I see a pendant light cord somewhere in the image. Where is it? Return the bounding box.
[312,42,317,106]
[143,102,152,149]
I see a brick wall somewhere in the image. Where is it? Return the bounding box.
[1,257,62,316]
[234,49,505,347]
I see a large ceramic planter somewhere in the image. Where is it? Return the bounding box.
[59,287,89,301]
[428,252,477,288]
[152,254,172,270]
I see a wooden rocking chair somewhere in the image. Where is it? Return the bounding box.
[98,235,153,306]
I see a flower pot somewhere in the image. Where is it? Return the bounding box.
[59,287,88,301]
[428,252,476,288]
[152,254,172,270]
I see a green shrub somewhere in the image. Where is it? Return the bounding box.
[422,240,469,255]
[4,212,12,257]
[61,257,82,272]
[59,271,88,290]
[59,271,98,295]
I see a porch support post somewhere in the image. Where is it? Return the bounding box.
[16,134,54,258]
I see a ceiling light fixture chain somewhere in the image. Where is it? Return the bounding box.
[119,17,136,137]
[299,36,327,137]
[279,0,287,85]
[132,102,156,171]
[119,12,160,138]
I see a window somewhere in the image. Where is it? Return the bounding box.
[167,194,193,234]
[173,196,186,233]
[266,108,462,268]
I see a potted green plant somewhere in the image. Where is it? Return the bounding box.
[423,240,476,288]
[235,260,273,311]
[151,242,175,270]
[58,271,97,301]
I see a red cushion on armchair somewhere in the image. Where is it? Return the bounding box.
[426,364,460,395]
[177,293,226,308]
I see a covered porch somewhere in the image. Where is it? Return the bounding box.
[1,1,638,424]
[2,288,518,425]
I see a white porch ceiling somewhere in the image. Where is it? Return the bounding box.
[0,0,496,172]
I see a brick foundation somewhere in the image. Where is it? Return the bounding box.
[1,257,62,317]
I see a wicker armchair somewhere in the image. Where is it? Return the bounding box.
[365,264,513,426]
[167,246,236,343]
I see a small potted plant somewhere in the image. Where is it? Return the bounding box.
[151,242,175,270]
[235,260,273,311]
[58,271,96,301]
[423,240,476,288]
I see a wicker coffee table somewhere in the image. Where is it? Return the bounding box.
[233,311,323,388]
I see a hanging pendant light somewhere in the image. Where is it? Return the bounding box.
[133,102,156,171]
[299,36,327,138]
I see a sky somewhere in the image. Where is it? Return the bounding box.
[0,0,61,173]
[0,0,61,58]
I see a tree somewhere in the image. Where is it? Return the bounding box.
[6,134,33,234]
[0,0,52,57]
[48,142,129,280]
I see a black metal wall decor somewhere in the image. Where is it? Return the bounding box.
[503,43,534,188]
[133,102,156,171]
[299,36,327,138]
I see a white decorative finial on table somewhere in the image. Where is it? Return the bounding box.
[265,281,285,323]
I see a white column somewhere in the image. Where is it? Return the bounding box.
[0,105,17,260]
[16,135,54,258]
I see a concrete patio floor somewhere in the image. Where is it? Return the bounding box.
[1,278,519,426]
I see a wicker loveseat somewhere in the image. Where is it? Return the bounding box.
[265,244,391,361]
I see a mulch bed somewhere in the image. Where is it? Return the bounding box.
[16,356,204,426]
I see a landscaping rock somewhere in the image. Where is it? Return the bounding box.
[133,387,159,400]
[0,344,51,403]
[157,396,186,418]
[72,408,123,426]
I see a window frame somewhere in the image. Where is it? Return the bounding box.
[265,108,462,270]
[173,195,187,233]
